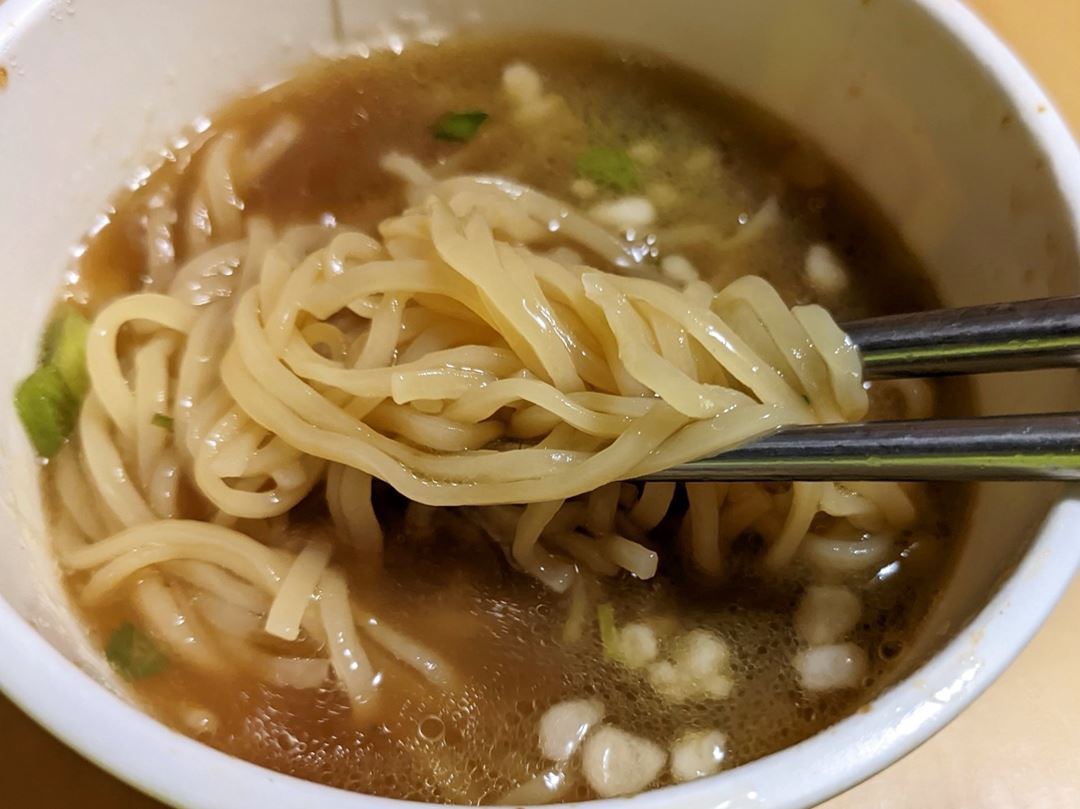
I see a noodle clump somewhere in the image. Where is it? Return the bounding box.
[53,143,914,712]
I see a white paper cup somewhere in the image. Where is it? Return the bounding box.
[0,1,1077,806]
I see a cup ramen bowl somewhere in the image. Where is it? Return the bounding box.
[0,1,1078,807]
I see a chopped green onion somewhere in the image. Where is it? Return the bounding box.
[39,315,65,364]
[105,622,167,680]
[433,111,489,142]
[16,310,92,457]
[42,311,91,398]
[561,578,589,644]
[576,147,639,193]
[151,412,174,430]
[597,603,622,661]
[14,365,78,457]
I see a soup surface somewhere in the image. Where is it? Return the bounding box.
[36,35,969,804]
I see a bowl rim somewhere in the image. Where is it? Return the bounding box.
[1,0,1079,807]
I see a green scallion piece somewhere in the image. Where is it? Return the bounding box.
[597,603,622,661]
[151,413,174,430]
[105,622,168,680]
[576,147,639,192]
[42,311,91,398]
[17,309,92,457]
[433,111,489,142]
[14,365,78,457]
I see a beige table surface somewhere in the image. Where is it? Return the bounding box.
[2,1,1079,806]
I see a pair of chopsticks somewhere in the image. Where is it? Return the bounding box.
[639,296,1080,482]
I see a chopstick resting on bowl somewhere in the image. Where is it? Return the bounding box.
[637,296,1080,482]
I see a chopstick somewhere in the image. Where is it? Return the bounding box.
[849,295,1080,378]
[639,413,1080,482]
[637,296,1080,482]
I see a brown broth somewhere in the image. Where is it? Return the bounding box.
[53,34,970,804]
